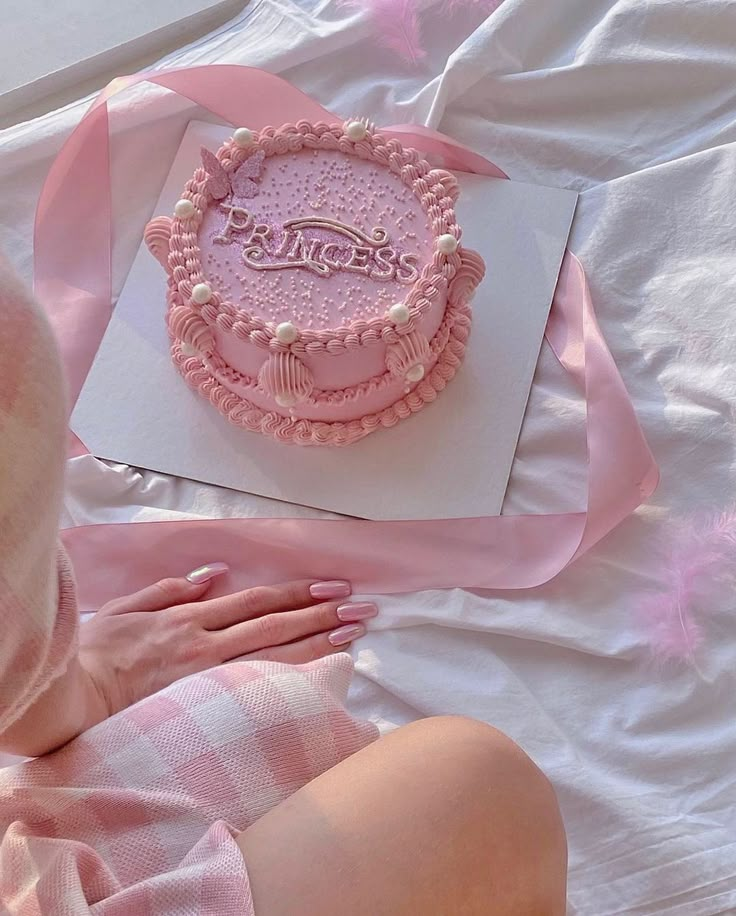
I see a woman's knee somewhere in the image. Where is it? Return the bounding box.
[398,714,565,828]
[393,715,548,786]
[395,713,520,749]
[240,714,566,915]
[392,716,568,913]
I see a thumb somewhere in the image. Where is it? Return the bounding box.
[104,562,230,614]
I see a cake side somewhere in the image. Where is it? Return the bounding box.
[166,246,481,446]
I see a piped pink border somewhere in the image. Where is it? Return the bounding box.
[166,120,464,352]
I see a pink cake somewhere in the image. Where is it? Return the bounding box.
[145,119,484,446]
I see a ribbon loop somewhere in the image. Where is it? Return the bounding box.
[32,65,658,605]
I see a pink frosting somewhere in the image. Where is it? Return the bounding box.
[212,289,446,392]
[386,329,431,378]
[148,120,484,445]
[257,351,314,406]
[217,364,413,422]
[175,297,473,444]
[168,305,215,354]
[447,246,485,306]
[144,216,172,268]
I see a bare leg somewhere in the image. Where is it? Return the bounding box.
[237,716,567,915]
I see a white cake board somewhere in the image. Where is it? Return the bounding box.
[72,121,578,520]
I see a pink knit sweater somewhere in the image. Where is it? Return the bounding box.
[0,254,377,914]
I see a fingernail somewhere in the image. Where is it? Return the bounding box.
[310,580,351,600]
[186,562,229,584]
[328,623,366,647]
[337,601,378,622]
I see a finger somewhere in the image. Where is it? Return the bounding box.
[199,579,352,630]
[213,600,374,660]
[102,563,230,615]
[244,623,367,665]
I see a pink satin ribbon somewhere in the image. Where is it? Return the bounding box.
[33,66,658,610]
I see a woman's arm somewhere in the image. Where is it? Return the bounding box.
[2,569,369,756]
[0,655,101,758]
[0,255,372,757]
[0,254,78,738]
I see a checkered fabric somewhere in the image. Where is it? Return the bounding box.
[1,656,378,915]
[0,255,378,914]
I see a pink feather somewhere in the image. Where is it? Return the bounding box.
[341,0,426,65]
[637,510,736,664]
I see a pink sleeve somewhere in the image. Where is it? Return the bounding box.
[0,253,78,734]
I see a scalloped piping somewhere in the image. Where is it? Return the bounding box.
[209,303,462,407]
[171,246,480,446]
[174,305,470,446]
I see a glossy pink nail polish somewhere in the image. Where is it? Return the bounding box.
[310,580,352,600]
[336,602,378,622]
[328,623,366,646]
[186,562,229,584]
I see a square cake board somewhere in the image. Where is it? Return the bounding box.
[72,121,578,521]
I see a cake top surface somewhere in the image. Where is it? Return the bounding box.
[197,147,434,331]
[160,120,464,349]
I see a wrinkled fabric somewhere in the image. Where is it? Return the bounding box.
[1,1,735,913]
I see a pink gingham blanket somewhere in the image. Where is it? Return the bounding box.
[0,254,378,914]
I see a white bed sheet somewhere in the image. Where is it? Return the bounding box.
[2,1,735,912]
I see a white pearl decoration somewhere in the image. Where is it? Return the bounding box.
[437,233,459,254]
[180,342,199,358]
[174,198,195,219]
[233,127,254,148]
[191,283,212,304]
[345,120,368,141]
[275,321,298,344]
[276,393,297,408]
[406,364,425,383]
[388,303,410,325]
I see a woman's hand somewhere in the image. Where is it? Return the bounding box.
[1,566,377,757]
[79,567,376,720]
